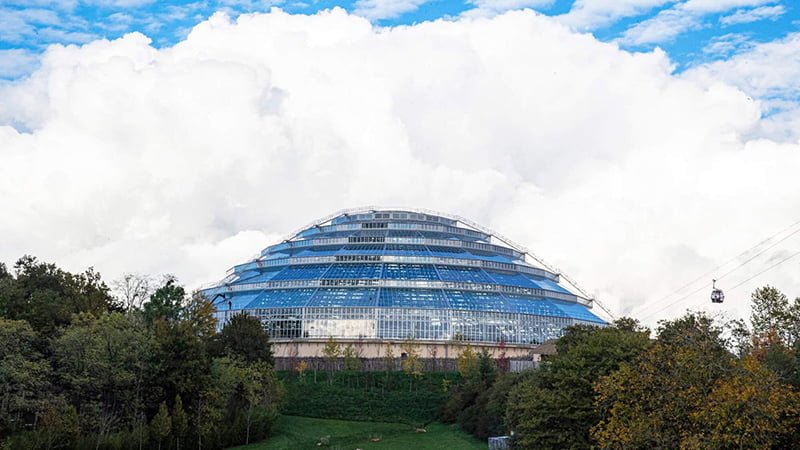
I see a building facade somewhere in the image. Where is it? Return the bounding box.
[201,208,605,359]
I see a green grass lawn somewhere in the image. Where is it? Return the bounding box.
[232,415,486,450]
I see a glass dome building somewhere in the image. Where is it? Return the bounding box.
[201,208,605,358]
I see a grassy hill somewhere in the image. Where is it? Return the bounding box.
[232,416,486,450]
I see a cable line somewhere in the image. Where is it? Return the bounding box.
[686,248,800,312]
[633,218,800,317]
[641,231,800,321]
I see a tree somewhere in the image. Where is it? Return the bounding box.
[343,344,361,372]
[692,357,800,449]
[112,273,153,313]
[52,312,153,442]
[0,318,52,435]
[215,312,272,364]
[401,337,422,391]
[322,336,341,384]
[197,357,283,448]
[592,314,734,449]
[507,318,651,449]
[150,401,172,450]
[238,360,283,444]
[456,344,478,380]
[295,360,308,382]
[0,256,118,336]
[172,394,188,450]
[745,286,800,387]
[496,339,509,374]
[151,319,210,412]
[144,275,185,324]
[185,291,217,338]
[383,342,395,372]
[751,286,800,347]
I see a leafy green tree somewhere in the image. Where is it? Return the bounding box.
[456,344,478,380]
[33,402,79,450]
[172,394,188,450]
[443,346,503,439]
[751,286,800,346]
[238,360,283,444]
[196,357,283,448]
[343,343,361,372]
[0,256,118,337]
[322,336,341,384]
[150,401,171,450]
[507,318,651,449]
[52,312,153,441]
[592,313,734,449]
[401,337,422,391]
[0,318,52,435]
[477,348,497,385]
[184,291,217,338]
[144,276,185,324]
[691,356,800,449]
[215,312,272,364]
[151,319,210,412]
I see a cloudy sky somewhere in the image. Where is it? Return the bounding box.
[1,1,799,327]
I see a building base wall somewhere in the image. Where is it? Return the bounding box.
[271,339,540,361]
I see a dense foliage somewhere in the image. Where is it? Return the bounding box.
[441,287,800,450]
[4,254,800,450]
[592,291,800,449]
[279,371,458,425]
[0,257,282,450]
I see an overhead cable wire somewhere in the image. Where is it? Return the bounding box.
[633,218,800,317]
[641,230,800,321]
[686,248,800,312]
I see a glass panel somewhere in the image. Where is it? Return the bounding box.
[378,288,450,309]
[382,263,440,280]
[323,264,383,279]
[436,266,494,283]
[270,264,331,280]
[307,288,379,307]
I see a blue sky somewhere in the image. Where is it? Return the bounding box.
[1,0,797,79]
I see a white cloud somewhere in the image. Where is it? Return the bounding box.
[352,0,431,20]
[720,5,784,26]
[0,9,799,327]
[686,32,800,103]
[0,49,41,79]
[618,0,778,45]
[0,8,63,44]
[83,0,155,7]
[1,1,80,11]
[463,0,554,18]
[681,0,775,13]
[557,0,675,31]
[618,7,700,45]
[218,0,284,11]
[702,32,752,56]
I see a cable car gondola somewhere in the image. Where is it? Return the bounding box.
[711,279,725,304]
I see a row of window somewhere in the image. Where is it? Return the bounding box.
[215,288,602,323]
[213,307,590,344]
[236,263,560,291]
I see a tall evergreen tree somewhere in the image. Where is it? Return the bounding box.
[143,276,185,324]
[215,313,273,364]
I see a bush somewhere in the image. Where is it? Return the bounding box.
[278,371,459,426]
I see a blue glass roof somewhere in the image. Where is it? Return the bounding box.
[551,301,606,323]
[378,288,450,309]
[307,288,378,307]
[205,209,606,327]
